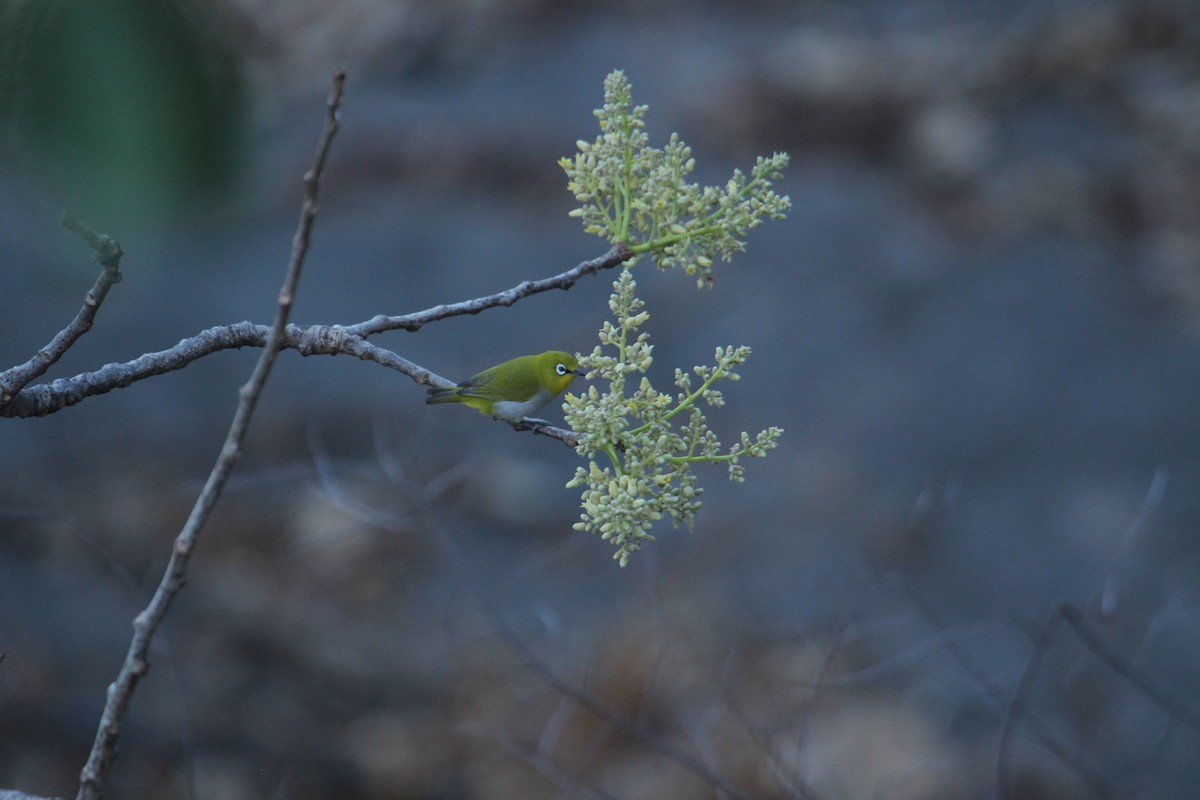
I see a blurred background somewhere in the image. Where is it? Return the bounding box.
[3,0,1200,798]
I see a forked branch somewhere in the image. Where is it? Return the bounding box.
[0,218,123,407]
[0,243,632,421]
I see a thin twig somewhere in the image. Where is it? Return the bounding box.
[996,608,1066,800]
[1060,605,1200,739]
[0,218,123,407]
[341,240,633,335]
[492,612,757,800]
[997,601,1200,800]
[489,732,623,800]
[892,581,1114,797]
[0,244,633,427]
[408,475,755,800]
[789,619,1003,689]
[73,70,346,800]
[793,619,856,795]
[1094,466,1168,617]
[716,662,812,800]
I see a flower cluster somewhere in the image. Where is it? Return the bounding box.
[560,70,792,287]
[555,70,788,565]
[564,269,784,566]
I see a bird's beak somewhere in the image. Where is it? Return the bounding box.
[572,368,587,377]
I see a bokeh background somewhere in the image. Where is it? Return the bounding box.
[3,1,1200,798]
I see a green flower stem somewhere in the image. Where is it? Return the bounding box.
[619,119,634,240]
[602,443,624,476]
[618,308,630,366]
[627,225,721,255]
[622,169,774,254]
[599,198,618,237]
[735,169,773,201]
[667,453,736,465]
[682,421,701,460]
[628,367,726,437]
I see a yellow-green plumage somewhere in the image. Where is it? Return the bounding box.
[425,351,583,423]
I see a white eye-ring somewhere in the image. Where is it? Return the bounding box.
[555,363,569,376]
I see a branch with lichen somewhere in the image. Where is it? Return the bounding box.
[0,217,123,408]
[0,243,631,424]
[558,71,789,564]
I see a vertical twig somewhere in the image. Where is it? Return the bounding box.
[996,609,1066,800]
[74,70,346,800]
[1094,466,1168,617]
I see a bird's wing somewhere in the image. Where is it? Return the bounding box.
[452,367,496,398]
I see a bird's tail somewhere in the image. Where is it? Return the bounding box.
[425,386,459,405]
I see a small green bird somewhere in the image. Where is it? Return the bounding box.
[425,351,584,423]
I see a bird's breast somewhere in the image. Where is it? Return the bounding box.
[490,388,553,423]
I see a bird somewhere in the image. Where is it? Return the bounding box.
[425,350,584,423]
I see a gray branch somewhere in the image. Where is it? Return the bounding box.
[74,70,345,800]
[0,217,123,407]
[0,243,632,426]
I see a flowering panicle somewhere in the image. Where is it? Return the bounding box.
[560,71,791,287]
[557,70,788,565]
[564,270,783,566]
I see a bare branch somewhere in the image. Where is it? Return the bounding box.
[341,241,633,336]
[489,732,623,800]
[1,244,633,426]
[998,601,1200,800]
[510,417,582,447]
[890,583,1115,796]
[1094,466,1169,617]
[0,217,123,407]
[492,613,758,800]
[74,70,346,800]
[1060,605,1200,739]
[996,609,1069,800]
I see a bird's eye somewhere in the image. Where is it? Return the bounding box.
[555,363,568,376]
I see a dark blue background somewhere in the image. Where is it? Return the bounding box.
[3,1,1199,797]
